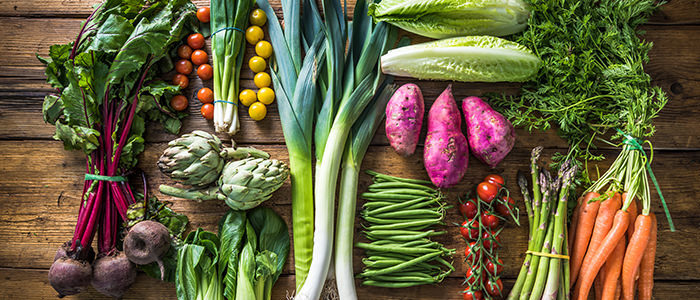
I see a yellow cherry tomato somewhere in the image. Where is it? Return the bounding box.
[248,56,267,73]
[249,9,267,27]
[253,72,271,88]
[255,41,273,58]
[245,26,264,45]
[239,89,257,106]
[257,87,275,105]
[249,102,267,121]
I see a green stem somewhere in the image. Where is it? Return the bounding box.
[158,185,221,201]
[335,156,360,300]
[287,153,314,290]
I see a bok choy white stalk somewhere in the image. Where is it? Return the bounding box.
[256,0,325,290]
[296,0,398,298]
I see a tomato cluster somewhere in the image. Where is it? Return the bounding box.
[459,174,518,300]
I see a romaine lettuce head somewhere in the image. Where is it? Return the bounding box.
[369,0,530,39]
[381,36,541,82]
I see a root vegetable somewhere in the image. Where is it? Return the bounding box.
[91,251,137,298]
[423,85,469,188]
[123,220,171,280]
[385,83,424,156]
[48,257,92,297]
[462,96,516,167]
[53,241,95,263]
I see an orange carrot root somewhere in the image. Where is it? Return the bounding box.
[621,214,652,300]
[637,214,657,300]
[570,192,601,287]
[602,236,626,300]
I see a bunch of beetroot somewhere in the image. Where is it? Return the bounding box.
[458,174,519,300]
[385,84,516,189]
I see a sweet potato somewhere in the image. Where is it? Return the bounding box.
[423,85,469,188]
[385,83,425,156]
[462,96,515,168]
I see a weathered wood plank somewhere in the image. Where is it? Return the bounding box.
[0,0,697,24]
[2,268,698,300]
[1,141,698,280]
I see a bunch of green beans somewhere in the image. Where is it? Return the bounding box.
[356,171,456,288]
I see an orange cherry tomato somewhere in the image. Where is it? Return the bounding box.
[197,88,214,104]
[170,95,188,111]
[175,59,193,75]
[172,74,189,89]
[196,7,210,23]
[197,64,213,80]
[177,44,193,59]
[187,33,205,49]
[191,50,208,65]
[200,103,214,120]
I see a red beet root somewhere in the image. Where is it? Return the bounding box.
[123,220,171,280]
[91,251,137,298]
[48,257,92,297]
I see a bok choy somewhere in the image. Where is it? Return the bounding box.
[368,0,530,39]
[381,36,541,82]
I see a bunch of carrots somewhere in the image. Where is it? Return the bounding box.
[568,131,667,300]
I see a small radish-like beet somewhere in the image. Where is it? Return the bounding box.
[48,257,92,297]
[385,83,424,156]
[123,220,171,280]
[54,241,95,263]
[91,251,137,298]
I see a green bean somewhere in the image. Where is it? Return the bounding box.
[361,193,423,201]
[356,243,442,255]
[359,251,443,277]
[366,170,433,185]
[363,259,439,271]
[368,188,436,197]
[362,201,398,208]
[364,229,433,237]
[365,219,443,231]
[364,215,443,225]
[368,181,436,192]
[365,197,431,214]
[373,231,447,242]
[362,280,431,288]
[367,253,418,261]
[372,209,443,219]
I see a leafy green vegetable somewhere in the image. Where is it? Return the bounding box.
[219,210,247,299]
[381,36,541,82]
[368,0,530,39]
[491,0,667,169]
[176,229,224,300]
[247,207,290,282]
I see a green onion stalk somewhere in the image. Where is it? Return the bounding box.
[256,0,325,290]
[211,0,253,136]
[296,1,397,298]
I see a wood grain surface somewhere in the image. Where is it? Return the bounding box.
[0,0,698,299]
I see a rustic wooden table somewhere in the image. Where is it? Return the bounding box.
[1,1,699,299]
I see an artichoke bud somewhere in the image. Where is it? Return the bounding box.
[218,157,289,210]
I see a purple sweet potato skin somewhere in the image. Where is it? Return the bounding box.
[462,96,516,168]
[423,85,469,188]
[386,83,424,156]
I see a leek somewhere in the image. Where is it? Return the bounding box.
[256,0,325,290]
[211,0,253,135]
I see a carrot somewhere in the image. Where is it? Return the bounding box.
[621,214,652,300]
[595,274,603,300]
[570,192,601,287]
[623,193,638,240]
[573,209,629,300]
[579,193,621,289]
[568,196,584,252]
[601,236,626,300]
[637,214,657,300]
[615,280,621,300]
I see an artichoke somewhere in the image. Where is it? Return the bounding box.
[158,157,289,211]
[158,130,269,187]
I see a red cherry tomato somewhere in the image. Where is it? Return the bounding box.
[462,288,484,300]
[191,50,209,65]
[485,279,503,296]
[175,59,193,75]
[481,211,500,229]
[482,230,501,250]
[187,33,205,49]
[464,241,481,265]
[495,196,516,216]
[465,267,481,286]
[459,198,478,219]
[200,103,214,120]
[172,74,189,89]
[484,174,505,187]
[486,258,503,276]
[196,7,210,23]
[197,87,214,104]
[197,64,213,80]
[169,95,188,111]
[177,44,193,59]
[460,220,480,240]
[477,181,498,203]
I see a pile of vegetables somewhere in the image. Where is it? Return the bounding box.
[39,0,197,297]
[175,207,289,300]
[459,174,518,299]
[157,131,289,210]
[358,171,455,288]
[368,0,530,39]
[509,147,577,300]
